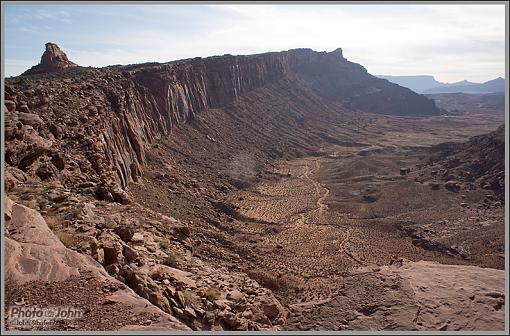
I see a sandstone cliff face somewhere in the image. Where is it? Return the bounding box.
[285,48,441,116]
[22,43,78,75]
[6,46,441,191]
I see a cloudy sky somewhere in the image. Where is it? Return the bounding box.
[3,3,506,83]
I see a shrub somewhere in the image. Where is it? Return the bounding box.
[45,214,63,230]
[182,289,201,309]
[93,200,110,206]
[174,226,191,238]
[37,198,49,211]
[201,287,222,301]
[163,253,178,267]
[246,269,280,291]
[359,204,379,219]
[7,192,19,202]
[56,231,74,247]
[159,239,170,250]
[246,269,301,295]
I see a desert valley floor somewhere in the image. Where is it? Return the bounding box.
[128,112,505,330]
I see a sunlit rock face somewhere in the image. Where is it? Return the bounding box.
[23,42,79,75]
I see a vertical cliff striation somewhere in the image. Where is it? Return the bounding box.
[5,45,441,191]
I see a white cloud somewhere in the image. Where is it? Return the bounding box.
[7,8,73,24]
[4,4,505,82]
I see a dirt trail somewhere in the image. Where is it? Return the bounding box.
[299,159,330,221]
[230,151,369,304]
[307,159,362,268]
[314,160,330,219]
[302,158,362,266]
[229,134,502,307]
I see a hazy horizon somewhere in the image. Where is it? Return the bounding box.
[3,3,506,82]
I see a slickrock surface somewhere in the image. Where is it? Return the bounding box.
[285,260,505,331]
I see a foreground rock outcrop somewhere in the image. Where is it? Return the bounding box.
[4,200,189,331]
[22,43,78,75]
[286,259,505,331]
[3,192,288,331]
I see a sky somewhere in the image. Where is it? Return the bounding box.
[2,3,506,83]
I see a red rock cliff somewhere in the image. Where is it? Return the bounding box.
[6,46,440,191]
[22,43,78,75]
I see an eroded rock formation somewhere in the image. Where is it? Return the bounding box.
[424,124,505,201]
[22,43,78,75]
[6,45,441,192]
[8,45,480,332]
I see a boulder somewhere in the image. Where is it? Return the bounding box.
[95,184,115,202]
[430,182,440,190]
[49,123,63,139]
[400,167,411,176]
[132,232,145,244]
[114,226,135,242]
[105,263,122,277]
[18,105,30,113]
[5,120,25,141]
[4,203,103,283]
[35,160,59,180]
[222,311,241,329]
[4,100,15,112]
[102,238,125,266]
[258,296,286,323]
[4,169,17,192]
[227,289,244,302]
[123,244,139,263]
[444,181,461,192]
[123,270,172,314]
[146,264,197,289]
[111,187,131,204]
[5,197,13,221]
[183,306,197,319]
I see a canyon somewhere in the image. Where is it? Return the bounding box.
[3,43,506,331]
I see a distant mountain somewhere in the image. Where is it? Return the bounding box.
[377,75,504,94]
[376,75,444,93]
[424,77,505,94]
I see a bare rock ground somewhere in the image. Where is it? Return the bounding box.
[285,260,505,331]
[4,110,504,331]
